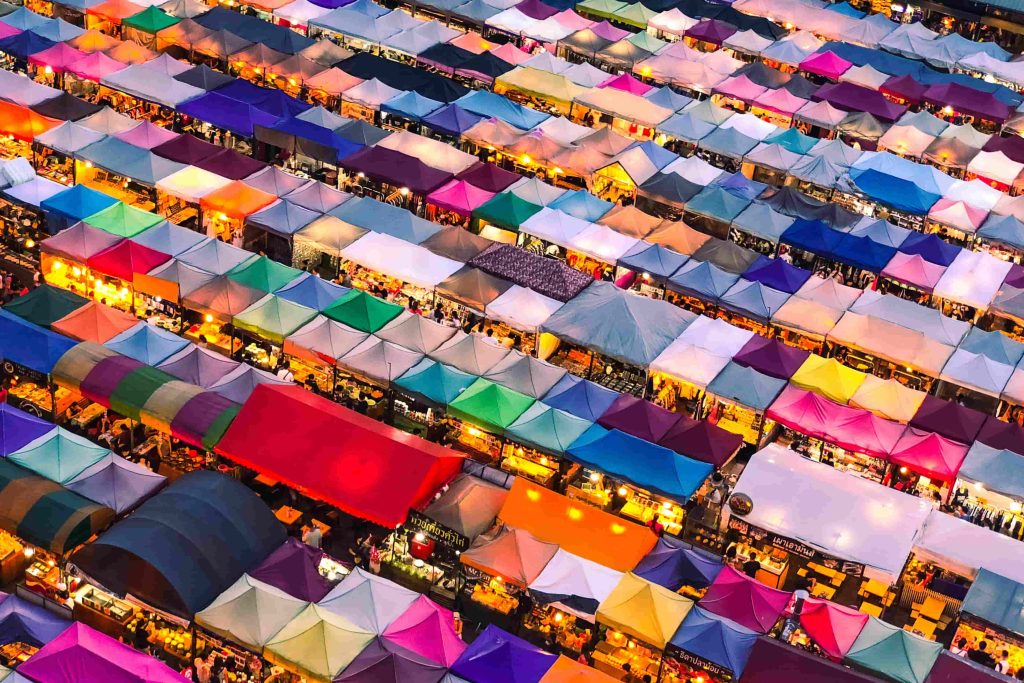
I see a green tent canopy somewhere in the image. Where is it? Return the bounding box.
[472,193,542,233]
[3,284,88,327]
[8,429,109,485]
[110,366,178,422]
[322,290,403,333]
[577,0,628,20]
[394,358,477,406]
[123,6,180,32]
[84,202,163,238]
[844,617,942,683]
[227,256,304,294]
[613,3,657,28]
[506,402,593,455]
[0,458,113,555]
[233,295,318,345]
[447,378,534,434]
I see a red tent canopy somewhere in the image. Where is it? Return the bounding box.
[216,384,463,527]
[798,597,868,661]
[86,240,170,283]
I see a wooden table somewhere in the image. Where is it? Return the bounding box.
[810,583,836,601]
[255,474,280,487]
[860,602,882,618]
[907,618,936,640]
[920,596,945,621]
[275,506,302,525]
[862,579,888,598]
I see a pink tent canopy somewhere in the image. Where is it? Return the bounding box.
[0,24,19,40]
[713,74,767,102]
[798,598,868,661]
[753,88,809,117]
[598,73,653,96]
[881,252,945,291]
[489,42,533,65]
[427,179,495,216]
[799,51,853,80]
[887,427,969,482]
[698,566,791,634]
[927,198,988,233]
[766,386,902,459]
[28,43,88,73]
[67,51,127,81]
[18,623,189,683]
[590,20,630,42]
[552,9,594,31]
[115,121,179,149]
[382,595,467,667]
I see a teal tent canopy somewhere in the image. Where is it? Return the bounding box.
[395,358,476,406]
[9,428,110,485]
[844,617,941,683]
[961,568,1024,638]
[506,403,592,455]
[707,362,786,411]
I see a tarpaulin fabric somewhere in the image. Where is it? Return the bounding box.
[460,526,559,588]
[448,378,534,433]
[452,625,557,683]
[334,637,447,682]
[249,537,333,602]
[669,606,758,677]
[498,478,656,572]
[130,220,207,257]
[742,636,880,683]
[0,592,70,648]
[195,574,306,650]
[104,322,190,366]
[698,566,790,634]
[264,604,373,681]
[86,239,170,283]
[706,361,786,412]
[382,595,466,667]
[324,289,403,333]
[0,405,55,457]
[845,617,941,683]
[51,301,139,343]
[633,537,722,591]
[0,310,78,375]
[470,244,591,303]
[319,568,418,635]
[959,568,1024,643]
[9,428,108,485]
[3,285,88,328]
[506,403,591,456]
[84,201,164,237]
[274,273,348,312]
[540,374,619,422]
[597,393,681,443]
[18,623,188,683]
[40,186,120,232]
[217,384,462,527]
[798,598,868,661]
[66,453,166,514]
[909,394,985,444]
[597,572,693,649]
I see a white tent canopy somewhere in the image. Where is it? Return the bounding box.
[565,223,638,264]
[375,130,477,175]
[340,232,461,289]
[156,166,232,203]
[484,286,563,333]
[528,549,624,621]
[100,64,205,108]
[520,207,593,248]
[337,336,424,384]
[732,445,932,581]
[196,575,309,649]
[932,250,1013,311]
[912,510,1024,583]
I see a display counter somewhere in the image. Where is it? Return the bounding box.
[592,631,662,682]
[183,319,239,357]
[460,576,523,632]
[499,446,562,488]
[73,585,137,639]
[0,531,25,585]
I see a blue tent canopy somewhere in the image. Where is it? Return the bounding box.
[195,6,313,53]
[669,606,759,678]
[978,214,1024,250]
[0,310,76,376]
[33,17,85,42]
[961,569,1024,637]
[0,593,70,648]
[959,327,1024,366]
[764,127,818,155]
[0,8,50,30]
[549,190,613,222]
[781,218,844,254]
[668,260,739,301]
[260,117,363,163]
[506,402,592,456]
[395,358,477,406]
[719,279,791,322]
[246,199,321,237]
[452,625,556,683]
[633,537,723,591]
[330,196,439,244]
[70,470,286,618]
[541,374,619,422]
[743,255,811,294]
[0,404,55,457]
[381,90,443,122]
[104,322,191,366]
[686,186,751,222]
[822,40,926,78]
[706,361,786,411]
[40,185,119,234]
[832,233,896,272]
[659,112,716,143]
[274,273,348,311]
[179,93,282,138]
[848,168,941,214]
[698,127,758,159]
[455,90,549,130]
[216,79,311,119]
[731,203,794,243]
[130,220,207,257]
[898,231,960,266]
[626,140,679,172]
[422,103,484,136]
[540,281,696,366]
[618,242,688,280]
[0,31,55,59]
[713,172,767,202]
[958,442,1024,501]
[848,217,910,248]
[566,425,713,503]
[827,2,865,17]
[646,86,693,112]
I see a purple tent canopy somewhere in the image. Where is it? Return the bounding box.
[469,245,591,303]
[590,20,630,42]
[66,455,167,514]
[18,623,189,683]
[248,537,333,602]
[198,148,268,181]
[925,651,1006,683]
[742,256,811,294]
[456,163,520,193]
[335,638,448,682]
[80,356,145,404]
[685,19,737,45]
[0,404,55,456]
[741,637,877,683]
[814,82,907,122]
[169,391,239,450]
[923,83,1009,124]
[451,625,556,683]
[909,395,985,444]
[657,418,743,468]
[880,75,927,105]
[633,538,723,591]
[983,134,1024,164]
[977,416,1024,455]
[597,394,681,443]
[0,593,70,648]
[732,336,808,380]
[516,0,558,18]
[342,147,453,196]
[152,133,222,165]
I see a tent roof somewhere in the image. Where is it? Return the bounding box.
[320,568,418,635]
[529,547,623,619]
[3,284,88,327]
[380,596,466,670]
[742,636,879,682]
[452,624,557,683]
[669,606,758,678]
[264,604,374,680]
[130,219,207,257]
[597,572,693,649]
[845,617,942,683]
[448,378,534,433]
[51,301,139,343]
[541,374,618,422]
[83,200,163,237]
[195,574,307,649]
[460,526,559,588]
[913,509,1024,583]
[421,474,507,541]
[324,289,403,333]
[105,322,190,365]
[216,385,462,527]
[0,405,55,457]
[698,565,791,634]
[633,537,722,592]
[86,239,170,283]
[961,568,1024,638]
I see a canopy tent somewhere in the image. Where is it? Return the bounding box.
[706,361,785,413]
[17,623,188,683]
[669,606,758,678]
[483,352,565,399]
[428,332,509,376]
[216,384,461,527]
[460,526,559,588]
[393,359,474,407]
[498,479,656,572]
[469,244,591,303]
[339,235,460,291]
[84,201,164,238]
[71,471,284,617]
[333,637,447,682]
[742,636,879,682]
[323,290,403,334]
[131,220,207,257]
[9,427,108,486]
[448,378,534,434]
[909,394,985,444]
[51,301,137,344]
[506,403,591,456]
[540,375,618,423]
[319,568,418,635]
[798,598,868,661]
[3,284,88,328]
[0,405,54,457]
[134,260,214,304]
[382,596,466,667]
[0,593,69,649]
[845,617,941,683]
[0,458,113,555]
[104,322,190,365]
[596,572,693,649]
[633,538,722,592]
[195,574,307,649]
[698,566,790,634]
[86,240,170,284]
[249,537,333,602]
[375,312,455,356]
[597,394,680,443]
[732,335,809,380]
[848,375,926,423]
[233,295,317,345]
[264,604,374,681]
[960,569,1024,639]
[528,548,623,620]
[157,346,237,388]
[40,186,119,232]
[789,355,866,404]
[452,625,557,683]
[911,510,1024,583]
[732,444,932,581]
[0,311,77,378]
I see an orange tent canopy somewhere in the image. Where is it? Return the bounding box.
[540,656,620,683]
[0,101,60,141]
[498,479,657,572]
[69,29,123,53]
[51,301,139,343]
[88,0,146,22]
[199,181,276,219]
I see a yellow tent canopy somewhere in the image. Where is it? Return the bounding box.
[596,573,693,649]
[789,354,866,404]
[849,374,927,423]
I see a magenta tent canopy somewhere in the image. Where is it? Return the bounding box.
[382,595,467,667]
[798,597,868,661]
[598,73,652,96]
[799,51,853,80]
[685,19,737,45]
[814,82,907,122]
[18,623,189,683]
[426,179,495,216]
[698,566,791,633]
